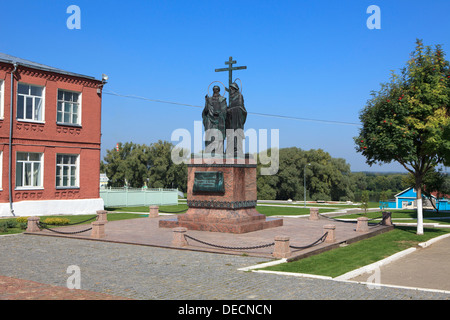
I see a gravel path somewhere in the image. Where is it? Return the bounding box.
[1,234,449,300]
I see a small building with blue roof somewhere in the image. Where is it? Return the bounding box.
[380,187,450,211]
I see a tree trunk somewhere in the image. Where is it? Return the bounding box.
[416,183,424,235]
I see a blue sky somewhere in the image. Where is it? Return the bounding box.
[1,0,449,172]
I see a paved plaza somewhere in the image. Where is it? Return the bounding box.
[1,233,449,300]
[23,214,392,260]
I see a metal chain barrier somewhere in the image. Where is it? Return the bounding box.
[318,213,357,224]
[158,208,188,214]
[64,215,98,226]
[184,234,275,250]
[289,232,328,250]
[319,213,386,226]
[184,231,329,252]
[368,215,387,227]
[36,215,97,234]
[37,222,92,234]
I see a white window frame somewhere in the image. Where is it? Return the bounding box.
[15,152,44,189]
[56,154,80,188]
[17,82,45,122]
[57,89,81,126]
[0,151,3,190]
[0,80,4,119]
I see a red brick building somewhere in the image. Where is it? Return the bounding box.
[0,53,105,217]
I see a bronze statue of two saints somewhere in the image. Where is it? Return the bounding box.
[202,82,247,158]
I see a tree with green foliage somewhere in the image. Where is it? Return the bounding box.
[355,40,450,234]
[420,168,449,213]
[147,140,187,190]
[402,168,450,212]
[103,142,151,188]
[102,140,187,191]
[256,147,353,201]
[360,191,369,215]
[379,190,388,212]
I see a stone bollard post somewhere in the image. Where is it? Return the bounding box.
[91,221,106,238]
[323,224,336,243]
[96,210,108,223]
[26,216,40,232]
[149,205,159,218]
[309,207,319,221]
[356,216,369,232]
[382,211,393,226]
[172,227,188,247]
[273,236,291,258]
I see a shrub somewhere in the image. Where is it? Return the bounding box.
[42,217,70,226]
[18,222,27,230]
[5,220,17,228]
[0,221,7,233]
[15,217,29,224]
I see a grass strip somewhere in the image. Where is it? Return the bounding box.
[260,226,450,278]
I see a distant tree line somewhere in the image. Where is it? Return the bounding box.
[349,171,408,202]
[101,141,187,192]
[102,141,446,202]
[256,147,409,202]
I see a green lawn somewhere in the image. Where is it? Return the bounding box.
[337,210,450,225]
[106,204,188,213]
[106,204,336,216]
[257,201,381,209]
[255,206,335,216]
[260,226,450,278]
[258,202,359,208]
[0,225,24,235]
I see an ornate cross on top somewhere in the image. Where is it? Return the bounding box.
[215,56,247,94]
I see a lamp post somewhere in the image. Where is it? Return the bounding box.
[304,163,310,208]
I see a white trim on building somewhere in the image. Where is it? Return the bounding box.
[0,198,104,217]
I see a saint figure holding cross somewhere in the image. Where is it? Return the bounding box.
[226,82,247,158]
[214,56,248,158]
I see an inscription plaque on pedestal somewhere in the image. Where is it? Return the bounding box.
[193,171,224,193]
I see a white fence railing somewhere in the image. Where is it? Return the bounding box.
[100,187,179,207]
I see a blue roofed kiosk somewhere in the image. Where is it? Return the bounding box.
[380,187,450,211]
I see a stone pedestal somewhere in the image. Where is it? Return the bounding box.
[273,236,291,258]
[356,216,369,232]
[323,224,336,243]
[172,227,188,247]
[382,211,393,226]
[149,205,159,218]
[159,156,283,233]
[26,216,40,232]
[96,210,108,223]
[91,221,106,238]
[309,207,319,220]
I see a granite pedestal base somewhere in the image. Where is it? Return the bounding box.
[160,207,282,233]
[159,156,282,234]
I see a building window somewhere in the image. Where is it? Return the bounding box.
[17,83,44,121]
[56,154,79,188]
[57,90,80,125]
[0,151,2,190]
[0,80,4,119]
[16,152,43,188]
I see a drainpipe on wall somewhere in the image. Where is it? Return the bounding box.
[9,62,17,216]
